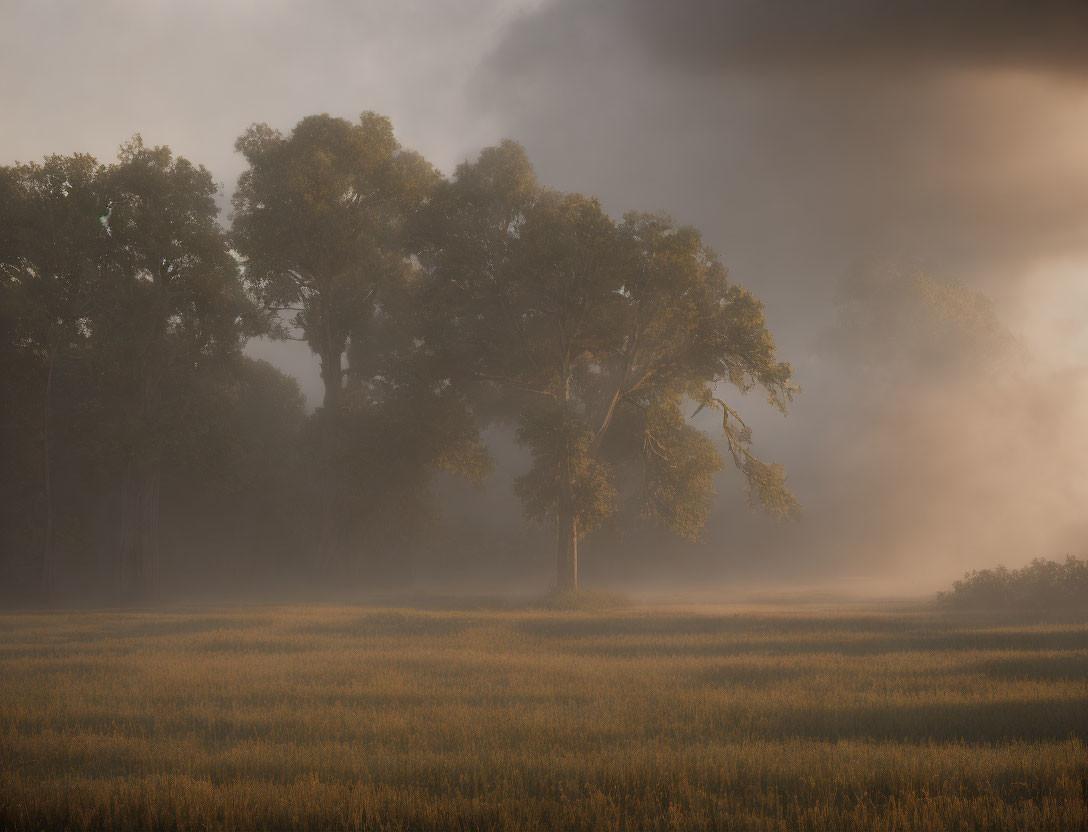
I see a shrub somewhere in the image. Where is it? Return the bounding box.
[938,556,1088,610]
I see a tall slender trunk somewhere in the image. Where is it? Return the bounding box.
[118,457,160,601]
[38,342,59,599]
[556,507,578,592]
[318,338,345,566]
[556,369,578,591]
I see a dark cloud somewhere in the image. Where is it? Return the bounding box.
[626,0,1088,77]
[481,1,1088,319]
[495,1,1088,78]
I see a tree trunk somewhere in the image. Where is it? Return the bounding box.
[319,341,344,414]
[556,434,578,591]
[556,509,578,592]
[555,360,579,592]
[317,341,345,566]
[38,342,59,600]
[118,458,160,601]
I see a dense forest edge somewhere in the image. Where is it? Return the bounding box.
[1,113,798,604]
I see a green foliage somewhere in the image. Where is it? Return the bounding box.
[0,140,288,598]
[691,396,801,519]
[514,410,617,534]
[939,556,1088,611]
[232,112,440,409]
[422,146,799,579]
[0,153,106,360]
[93,136,254,460]
[0,153,109,576]
[331,372,495,551]
[638,401,724,539]
[232,112,490,568]
[3,121,801,594]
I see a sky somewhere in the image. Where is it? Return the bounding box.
[3,0,1087,590]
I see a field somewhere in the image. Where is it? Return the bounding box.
[1,602,1086,831]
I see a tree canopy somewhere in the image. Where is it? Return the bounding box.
[2,118,799,600]
[1,140,270,599]
[420,141,798,589]
[232,112,440,413]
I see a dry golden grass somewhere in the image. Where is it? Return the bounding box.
[1,603,1086,830]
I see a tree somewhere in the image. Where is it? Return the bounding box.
[153,355,311,588]
[824,260,1020,379]
[0,154,107,596]
[232,112,440,414]
[232,113,446,563]
[423,142,798,590]
[1,139,251,600]
[94,137,252,598]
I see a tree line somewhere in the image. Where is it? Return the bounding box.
[0,112,798,601]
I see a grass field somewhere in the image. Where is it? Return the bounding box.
[1,601,1086,830]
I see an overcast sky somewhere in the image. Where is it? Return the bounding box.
[3,0,1087,588]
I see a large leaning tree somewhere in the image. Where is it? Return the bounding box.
[421,142,799,590]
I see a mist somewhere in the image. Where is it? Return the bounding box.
[6,6,1088,830]
[470,0,1088,593]
[3,0,1088,602]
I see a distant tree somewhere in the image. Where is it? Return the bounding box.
[939,556,1088,611]
[421,142,798,590]
[824,260,1021,379]
[0,154,108,596]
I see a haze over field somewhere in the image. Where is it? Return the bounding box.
[2,0,1087,594]
[4,6,1088,832]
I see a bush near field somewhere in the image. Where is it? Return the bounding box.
[939,556,1088,610]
